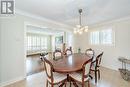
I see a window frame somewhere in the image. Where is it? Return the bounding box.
[26,33,48,51]
[89,31,100,45]
[89,27,115,46]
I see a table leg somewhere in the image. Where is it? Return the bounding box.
[67,74,71,87]
[73,82,78,87]
[70,80,71,87]
[59,83,64,87]
[67,74,78,87]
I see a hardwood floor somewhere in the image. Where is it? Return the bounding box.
[26,55,44,76]
[4,67,130,87]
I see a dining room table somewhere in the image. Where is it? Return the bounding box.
[45,53,92,86]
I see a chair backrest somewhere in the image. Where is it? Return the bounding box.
[40,53,48,58]
[95,52,104,67]
[65,47,72,55]
[53,50,63,60]
[85,48,95,59]
[43,58,54,82]
[82,59,92,81]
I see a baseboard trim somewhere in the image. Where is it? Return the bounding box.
[101,65,118,71]
[0,76,26,87]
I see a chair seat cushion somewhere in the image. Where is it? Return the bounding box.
[70,72,90,82]
[47,72,67,84]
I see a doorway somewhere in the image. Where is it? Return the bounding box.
[24,24,66,76]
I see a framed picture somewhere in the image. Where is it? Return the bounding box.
[55,36,63,44]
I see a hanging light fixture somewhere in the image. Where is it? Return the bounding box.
[73,9,88,34]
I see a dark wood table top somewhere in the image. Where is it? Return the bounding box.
[46,53,91,73]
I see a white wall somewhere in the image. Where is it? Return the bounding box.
[73,19,130,70]
[0,14,71,86]
[66,32,73,47]
[1,16,25,87]
[0,18,2,86]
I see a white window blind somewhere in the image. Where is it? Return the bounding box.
[27,34,47,51]
[41,37,47,49]
[89,28,113,45]
[101,29,113,45]
[90,31,100,45]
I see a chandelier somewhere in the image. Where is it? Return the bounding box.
[73,9,88,34]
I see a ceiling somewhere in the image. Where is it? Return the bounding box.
[16,0,130,27]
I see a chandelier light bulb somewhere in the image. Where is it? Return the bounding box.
[74,30,77,34]
[84,28,88,32]
[74,28,77,34]
[79,31,82,34]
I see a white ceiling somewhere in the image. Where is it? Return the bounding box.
[16,0,130,27]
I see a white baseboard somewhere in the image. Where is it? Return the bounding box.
[0,76,25,87]
[101,64,118,71]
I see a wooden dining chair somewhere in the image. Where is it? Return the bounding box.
[90,52,104,83]
[40,52,48,61]
[69,59,92,87]
[65,47,72,55]
[85,48,95,59]
[43,58,67,87]
[53,50,63,60]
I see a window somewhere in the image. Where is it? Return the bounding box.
[89,28,114,45]
[41,37,47,49]
[26,34,48,51]
[101,29,113,45]
[90,31,100,45]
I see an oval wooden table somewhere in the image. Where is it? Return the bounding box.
[46,53,92,86]
[49,53,91,73]
[46,53,91,87]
